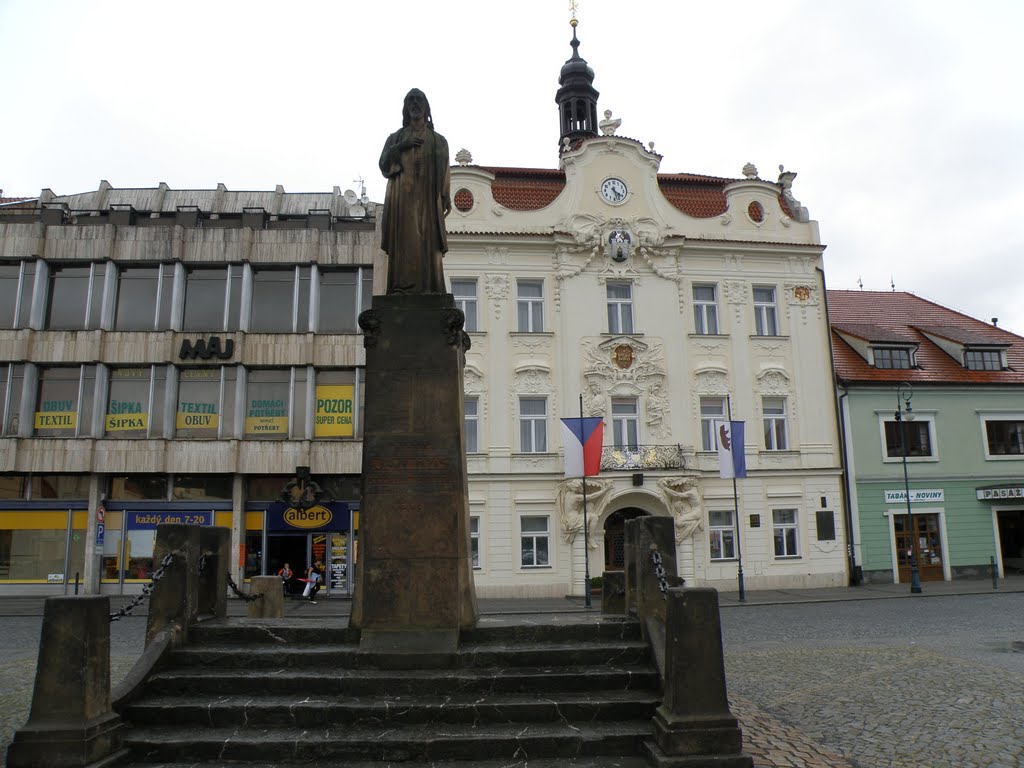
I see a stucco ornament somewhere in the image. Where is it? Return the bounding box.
[556,477,613,547]
[484,273,510,319]
[657,476,704,542]
[644,380,671,439]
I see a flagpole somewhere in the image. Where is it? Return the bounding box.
[580,393,592,609]
[727,396,746,602]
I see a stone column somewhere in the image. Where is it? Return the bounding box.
[349,294,478,655]
[248,575,284,618]
[646,588,752,767]
[6,596,124,767]
[634,516,677,625]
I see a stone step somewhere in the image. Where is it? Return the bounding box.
[121,720,653,763]
[122,689,661,727]
[144,664,660,697]
[166,639,650,670]
[118,757,653,768]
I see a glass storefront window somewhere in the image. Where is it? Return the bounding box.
[247,475,293,501]
[0,475,28,499]
[244,530,263,579]
[35,366,96,438]
[0,511,71,582]
[172,474,233,501]
[182,266,243,332]
[106,366,166,438]
[114,265,174,331]
[31,475,90,499]
[101,510,124,581]
[125,528,156,580]
[109,475,169,500]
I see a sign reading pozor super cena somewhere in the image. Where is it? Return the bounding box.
[314,386,355,437]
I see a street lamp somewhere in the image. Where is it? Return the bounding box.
[895,383,922,594]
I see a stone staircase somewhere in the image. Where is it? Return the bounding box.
[115,616,660,767]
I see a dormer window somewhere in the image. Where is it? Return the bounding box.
[873,347,913,369]
[964,348,1003,371]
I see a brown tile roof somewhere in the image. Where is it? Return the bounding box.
[832,322,918,344]
[0,196,36,208]
[482,167,566,211]
[913,325,1010,347]
[827,290,1024,385]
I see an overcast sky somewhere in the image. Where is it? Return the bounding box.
[3,0,1022,334]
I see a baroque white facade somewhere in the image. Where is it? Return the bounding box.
[446,128,847,597]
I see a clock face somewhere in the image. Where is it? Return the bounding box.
[600,177,628,204]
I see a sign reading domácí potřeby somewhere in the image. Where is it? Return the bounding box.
[245,398,288,435]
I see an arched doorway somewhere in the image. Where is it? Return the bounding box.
[604,507,649,570]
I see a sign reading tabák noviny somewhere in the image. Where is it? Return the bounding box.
[314,385,355,437]
[245,398,288,435]
[884,489,944,504]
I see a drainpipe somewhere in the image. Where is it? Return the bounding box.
[818,268,860,585]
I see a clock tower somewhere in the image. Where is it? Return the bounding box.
[555,17,599,152]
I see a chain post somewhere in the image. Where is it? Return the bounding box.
[110,551,178,622]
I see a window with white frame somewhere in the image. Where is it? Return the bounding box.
[516,280,544,332]
[752,286,779,336]
[0,261,35,329]
[964,349,1003,371]
[984,418,1024,456]
[692,284,719,335]
[520,515,550,567]
[519,397,547,452]
[464,396,479,453]
[470,516,481,568]
[44,263,106,330]
[772,509,799,557]
[451,279,478,332]
[607,282,634,334]
[708,510,736,560]
[762,396,788,450]
[612,397,639,449]
[873,347,913,369]
[700,396,726,451]
[883,418,934,458]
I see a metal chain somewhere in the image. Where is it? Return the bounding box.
[226,572,262,602]
[650,549,670,599]
[110,552,176,622]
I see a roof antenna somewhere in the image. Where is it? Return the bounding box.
[857,277,863,290]
[890,276,896,292]
[354,175,368,205]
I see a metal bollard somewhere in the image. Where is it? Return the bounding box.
[991,555,998,590]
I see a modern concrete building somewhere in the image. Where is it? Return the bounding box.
[830,290,1024,584]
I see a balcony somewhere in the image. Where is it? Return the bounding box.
[601,444,686,471]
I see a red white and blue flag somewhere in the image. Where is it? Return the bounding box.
[716,420,747,479]
[560,417,604,478]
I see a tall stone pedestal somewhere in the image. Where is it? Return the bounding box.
[350,293,478,655]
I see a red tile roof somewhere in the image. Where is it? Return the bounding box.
[0,196,36,208]
[828,290,1024,385]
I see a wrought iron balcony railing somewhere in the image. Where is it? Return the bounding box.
[601,444,686,471]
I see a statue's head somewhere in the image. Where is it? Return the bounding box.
[402,88,433,128]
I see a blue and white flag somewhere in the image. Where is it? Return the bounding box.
[716,420,747,479]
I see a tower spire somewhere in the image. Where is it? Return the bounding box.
[555,6,599,152]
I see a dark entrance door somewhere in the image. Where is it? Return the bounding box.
[895,513,944,582]
[997,509,1024,574]
[603,508,649,570]
[267,534,308,596]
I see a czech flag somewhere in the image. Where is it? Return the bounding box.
[716,420,747,479]
[561,417,604,478]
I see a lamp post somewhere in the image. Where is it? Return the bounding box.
[895,383,922,594]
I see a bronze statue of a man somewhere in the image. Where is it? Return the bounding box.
[379,88,452,294]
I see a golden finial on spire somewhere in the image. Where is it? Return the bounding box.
[569,0,579,27]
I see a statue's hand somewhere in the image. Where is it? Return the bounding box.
[401,137,424,151]
[442,197,452,216]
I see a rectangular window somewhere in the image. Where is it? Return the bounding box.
[965,349,1002,371]
[250,268,302,333]
[816,510,837,541]
[874,348,912,369]
[30,475,90,499]
[753,286,778,336]
[0,262,33,329]
[106,366,166,438]
[34,366,96,437]
[318,269,363,333]
[44,263,105,330]
[171,474,233,500]
[516,280,544,332]
[772,509,799,557]
[611,396,639,450]
[114,265,173,331]
[109,475,169,500]
[470,516,481,569]
[985,419,1024,456]
[314,369,358,438]
[176,367,237,438]
[1,364,26,436]
[464,396,479,453]
[607,282,634,334]
[692,284,719,334]
[519,397,547,453]
[762,396,788,450]
[884,420,933,458]
[700,397,726,451]
[451,279,478,332]
[0,510,80,583]
[520,515,550,567]
[183,266,243,332]
[708,510,736,560]
[246,369,292,439]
